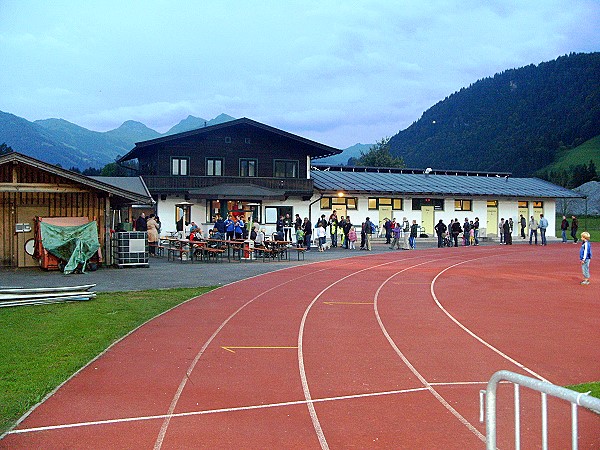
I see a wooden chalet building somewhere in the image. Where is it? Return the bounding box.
[0,152,153,268]
[118,117,341,232]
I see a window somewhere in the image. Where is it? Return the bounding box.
[171,157,189,176]
[320,196,357,210]
[412,198,444,211]
[206,158,223,176]
[518,201,528,208]
[175,204,191,229]
[533,201,543,208]
[487,200,499,207]
[244,138,251,144]
[454,199,472,211]
[225,137,232,143]
[240,159,257,177]
[368,197,403,210]
[274,160,298,178]
[265,206,292,224]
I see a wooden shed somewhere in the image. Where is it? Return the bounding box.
[0,152,153,268]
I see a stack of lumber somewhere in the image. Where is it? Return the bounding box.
[0,284,96,308]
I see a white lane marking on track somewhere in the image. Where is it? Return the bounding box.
[430,258,550,383]
[298,254,431,450]
[11,383,489,435]
[154,265,332,450]
[373,260,486,442]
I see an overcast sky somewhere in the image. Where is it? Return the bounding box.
[1,1,599,149]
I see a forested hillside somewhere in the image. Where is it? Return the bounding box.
[388,52,600,177]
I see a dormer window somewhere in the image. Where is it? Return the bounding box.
[171,157,189,176]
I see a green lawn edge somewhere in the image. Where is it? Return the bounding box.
[0,287,215,434]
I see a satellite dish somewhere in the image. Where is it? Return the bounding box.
[424,167,432,174]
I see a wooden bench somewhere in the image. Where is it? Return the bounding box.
[292,247,306,261]
[167,246,192,262]
[202,247,225,263]
[149,243,166,257]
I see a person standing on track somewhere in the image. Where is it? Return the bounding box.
[580,231,592,285]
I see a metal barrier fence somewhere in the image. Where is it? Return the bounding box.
[481,370,600,450]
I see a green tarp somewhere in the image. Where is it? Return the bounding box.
[40,221,100,274]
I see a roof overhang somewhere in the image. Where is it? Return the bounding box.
[0,152,154,205]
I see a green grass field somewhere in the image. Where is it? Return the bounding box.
[0,287,213,434]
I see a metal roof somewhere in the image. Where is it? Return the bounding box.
[310,170,584,199]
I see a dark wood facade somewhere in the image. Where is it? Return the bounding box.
[0,153,152,268]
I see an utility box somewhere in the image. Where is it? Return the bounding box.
[112,232,149,268]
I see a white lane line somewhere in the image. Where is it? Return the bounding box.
[298,254,431,450]
[430,258,550,383]
[12,383,488,435]
[373,260,486,443]
[154,265,332,450]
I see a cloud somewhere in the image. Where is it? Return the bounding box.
[0,0,598,148]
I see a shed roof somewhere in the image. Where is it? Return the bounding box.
[310,169,584,199]
[0,152,154,204]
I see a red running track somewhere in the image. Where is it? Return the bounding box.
[2,245,599,449]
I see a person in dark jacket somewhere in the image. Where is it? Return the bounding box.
[303,217,312,251]
[571,215,579,243]
[434,219,447,248]
[136,213,147,232]
[503,219,512,245]
[450,219,462,247]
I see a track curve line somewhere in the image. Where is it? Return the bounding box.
[154,264,333,450]
[429,256,549,383]
[297,254,429,450]
[373,257,486,443]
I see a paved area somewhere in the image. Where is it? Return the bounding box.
[0,236,536,292]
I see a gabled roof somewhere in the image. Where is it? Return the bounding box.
[0,152,154,204]
[311,167,584,199]
[118,117,342,162]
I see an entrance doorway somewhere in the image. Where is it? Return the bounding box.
[421,206,434,236]
[487,207,498,237]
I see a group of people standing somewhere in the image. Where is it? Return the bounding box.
[383,217,418,250]
[434,217,480,248]
[134,212,162,255]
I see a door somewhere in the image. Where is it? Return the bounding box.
[379,206,392,237]
[332,205,347,219]
[533,206,544,222]
[17,206,44,267]
[487,207,498,237]
[421,206,434,236]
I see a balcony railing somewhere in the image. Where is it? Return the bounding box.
[143,176,314,194]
